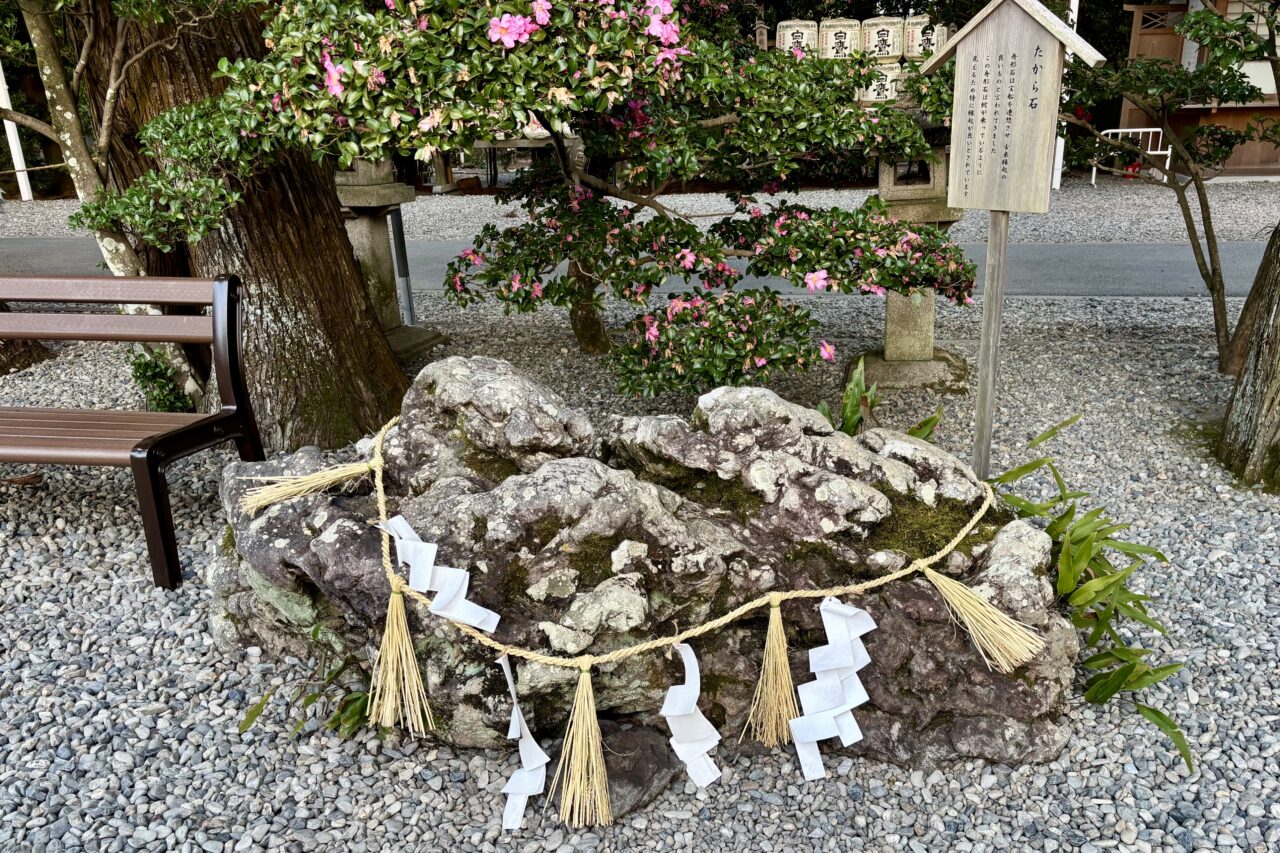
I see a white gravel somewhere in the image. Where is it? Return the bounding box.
[3,293,1278,852]
[4,175,1277,244]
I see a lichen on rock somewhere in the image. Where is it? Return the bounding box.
[212,357,1077,776]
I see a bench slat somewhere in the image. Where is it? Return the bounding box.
[0,276,217,305]
[0,312,213,343]
[0,408,208,467]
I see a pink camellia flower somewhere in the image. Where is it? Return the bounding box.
[675,248,696,270]
[488,14,536,48]
[533,0,552,25]
[754,356,768,368]
[322,52,346,97]
[819,340,836,362]
[510,272,523,291]
[532,281,544,298]
[791,46,805,59]
[804,269,829,293]
[384,0,395,8]
[861,284,887,297]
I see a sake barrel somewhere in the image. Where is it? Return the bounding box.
[861,16,905,63]
[905,15,950,60]
[861,63,903,103]
[819,19,861,60]
[776,20,818,56]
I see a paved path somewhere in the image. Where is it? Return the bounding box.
[0,237,1265,296]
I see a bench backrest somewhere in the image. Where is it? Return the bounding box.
[0,275,250,412]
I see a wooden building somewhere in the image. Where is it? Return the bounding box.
[1122,2,1280,175]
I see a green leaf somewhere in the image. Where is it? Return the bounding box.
[1136,704,1194,772]
[994,457,1053,485]
[1084,662,1137,704]
[1068,562,1137,607]
[1028,414,1082,449]
[239,691,272,734]
[1125,662,1184,691]
[907,405,944,442]
[1104,539,1169,562]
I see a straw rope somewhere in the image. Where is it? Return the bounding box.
[357,417,1015,671]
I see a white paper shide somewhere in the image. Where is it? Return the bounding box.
[788,598,876,781]
[497,654,550,830]
[660,643,722,788]
[378,515,501,633]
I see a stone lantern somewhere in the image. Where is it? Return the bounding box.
[863,118,968,391]
[335,159,445,364]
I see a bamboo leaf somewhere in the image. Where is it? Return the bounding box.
[1028,413,1082,449]
[1125,662,1184,691]
[1136,704,1194,772]
[239,691,273,734]
[1084,662,1137,704]
[1069,562,1137,607]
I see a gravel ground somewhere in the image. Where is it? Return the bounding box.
[2,293,1278,852]
[402,175,1280,244]
[4,175,1278,244]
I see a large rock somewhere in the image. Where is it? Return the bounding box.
[213,357,1077,774]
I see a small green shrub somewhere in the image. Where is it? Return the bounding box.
[130,349,194,413]
[996,415,1192,772]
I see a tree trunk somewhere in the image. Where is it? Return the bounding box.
[21,0,144,277]
[567,259,611,354]
[1218,222,1280,487]
[0,302,53,374]
[78,1,407,449]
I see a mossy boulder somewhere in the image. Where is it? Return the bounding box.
[212,357,1077,768]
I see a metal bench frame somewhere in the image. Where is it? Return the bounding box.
[0,275,265,588]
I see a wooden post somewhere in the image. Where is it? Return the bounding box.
[918,0,1104,479]
[971,210,1010,479]
[0,59,33,202]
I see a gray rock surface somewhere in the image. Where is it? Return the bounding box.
[216,358,1074,772]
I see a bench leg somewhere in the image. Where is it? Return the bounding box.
[234,429,266,463]
[130,455,182,589]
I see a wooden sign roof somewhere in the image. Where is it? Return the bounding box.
[919,0,1105,74]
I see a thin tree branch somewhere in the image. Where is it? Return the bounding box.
[70,16,95,94]
[698,113,739,129]
[570,168,687,221]
[93,16,130,171]
[0,107,59,144]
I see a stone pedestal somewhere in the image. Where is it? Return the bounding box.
[884,291,935,362]
[869,137,968,391]
[335,160,446,364]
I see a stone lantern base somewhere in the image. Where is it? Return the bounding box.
[336,160,448,366]
[857,291,969,393]
[873,135,970,391]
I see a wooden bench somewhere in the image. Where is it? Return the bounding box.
[0,275,265,589]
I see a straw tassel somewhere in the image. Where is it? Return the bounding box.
[922,568,1045,674]
[238,461,373,515]
[548,666,612,828]
[741,596,799,748]
[367,584,435,736]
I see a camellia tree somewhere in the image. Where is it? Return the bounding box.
[222,0,975,395]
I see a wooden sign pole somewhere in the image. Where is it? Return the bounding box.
[971,210,1009,479]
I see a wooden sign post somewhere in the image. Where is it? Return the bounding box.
[920,0,1103,479]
